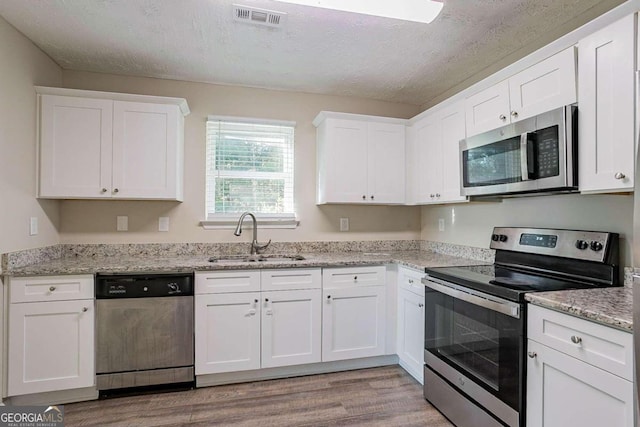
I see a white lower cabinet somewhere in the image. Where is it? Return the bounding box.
[396,267,425,383]
[526,305,633,427]
[195,269,322,375]
[8,275,95,396]
[322,266,386,362]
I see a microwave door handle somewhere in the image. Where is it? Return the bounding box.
[520,132,530,181]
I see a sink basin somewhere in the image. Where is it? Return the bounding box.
[208,254,305,263]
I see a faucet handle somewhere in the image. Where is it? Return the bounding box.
[254,239,272,254]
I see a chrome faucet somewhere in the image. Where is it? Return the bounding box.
[233,212,271,255]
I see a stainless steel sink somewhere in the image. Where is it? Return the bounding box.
[208,254,305,263]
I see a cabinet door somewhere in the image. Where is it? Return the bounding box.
[578,15,635,193]
[261,289,321,368]
[526,340,634,427]
[464,80,510,136]
[195,293,260,375]
[367,122,406,203]
[397,288,424,383]
[8,300,95,396]
[318,118,368,203]
[322,285,386,362]
[39,95,113,198]
[508,47,577,122]
[439,102,467,203]
[112,101,182,200]
[413,116,440,203]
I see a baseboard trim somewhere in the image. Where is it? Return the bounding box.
[5,387,98,406]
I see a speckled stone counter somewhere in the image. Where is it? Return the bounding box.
[525,286,632,332]
[3,250,488,277]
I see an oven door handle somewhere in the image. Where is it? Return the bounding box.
[422,277,521,319]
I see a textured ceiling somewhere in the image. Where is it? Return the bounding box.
[0,0,626,106]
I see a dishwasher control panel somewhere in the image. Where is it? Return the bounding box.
[96,273,194,298]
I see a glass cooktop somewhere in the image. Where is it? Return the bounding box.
[424,264,605,302]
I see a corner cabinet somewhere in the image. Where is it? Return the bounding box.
[464,47,577,137]
[36,86,190,201]
[407,101,467,205]
[526,305,633,427]
[578,14,635,194]
[7,275,95,396]
[314,112,406,204]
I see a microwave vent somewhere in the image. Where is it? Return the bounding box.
[233,4,287,28]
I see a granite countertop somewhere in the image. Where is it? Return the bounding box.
[3,250,488,276]
[525,286,632,332]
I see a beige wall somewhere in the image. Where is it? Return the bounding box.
[421,193,634,266]
[0,16,62,255]
[59,71,422,244]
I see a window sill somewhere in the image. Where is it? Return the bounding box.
[200,215,299,230]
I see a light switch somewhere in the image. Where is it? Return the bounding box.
[159,217,170,232]
[340,217,349,232]
[29,217,38,236]
[117,216,128,232]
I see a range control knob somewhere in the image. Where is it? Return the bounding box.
[491,234,500,242]
[498,234,508,242]
[590,241,603,252]
[575,240,589,250]
[168,283,179,292]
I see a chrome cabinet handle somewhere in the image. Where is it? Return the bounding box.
[528,351,537,359]
[49,286,56,292]
[82,307,88,312]
[499,114,507,121]
[570,335,582,344]
[614,172,626,180]
[101,188,108,193]
[511,111,519,118]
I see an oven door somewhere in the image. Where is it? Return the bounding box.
[423,276,524,427]
[460,105,575,197]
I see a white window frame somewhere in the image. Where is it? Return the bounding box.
[201,115,298,229]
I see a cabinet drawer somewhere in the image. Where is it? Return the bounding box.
[261,269,321,291]
[323,266,385,289]
[9,275,94,303]
[195,271,260,294]
[398,266,425,297]
[528,304,632,380]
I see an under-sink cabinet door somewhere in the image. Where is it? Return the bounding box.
[195,292,261,375]
[322,285,386,362]
[8,299,95,396]
[261,289,322,368]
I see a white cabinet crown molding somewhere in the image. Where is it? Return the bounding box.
[313,111,408,127]
[35,86,190,116]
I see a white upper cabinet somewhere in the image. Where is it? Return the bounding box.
[37,87,189,201]
[578,14,635,193]
[465,47,577,136]
[409,101,467,204]
[314,112,406,204]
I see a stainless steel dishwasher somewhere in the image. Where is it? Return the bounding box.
[95,273,194,392]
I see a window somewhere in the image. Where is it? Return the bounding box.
[204,116,296,228]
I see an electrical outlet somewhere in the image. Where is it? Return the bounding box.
[29,217,38,236]
[116,216,128,232]
[159,217,170,232]
[438,218,445,232]
[340,217,349,232]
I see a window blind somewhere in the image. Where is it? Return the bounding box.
[206,117,295,219]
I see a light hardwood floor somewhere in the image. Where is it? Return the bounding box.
[65,366,453,426]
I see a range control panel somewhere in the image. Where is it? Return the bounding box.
[490,227,617,263]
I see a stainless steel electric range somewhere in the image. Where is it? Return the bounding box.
[422,227,620,427]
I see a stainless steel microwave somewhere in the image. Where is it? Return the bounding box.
[460,105,577,197]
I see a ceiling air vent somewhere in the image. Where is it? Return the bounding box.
[233,4,287,28]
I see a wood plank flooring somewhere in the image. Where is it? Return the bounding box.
[65,366,453,426]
